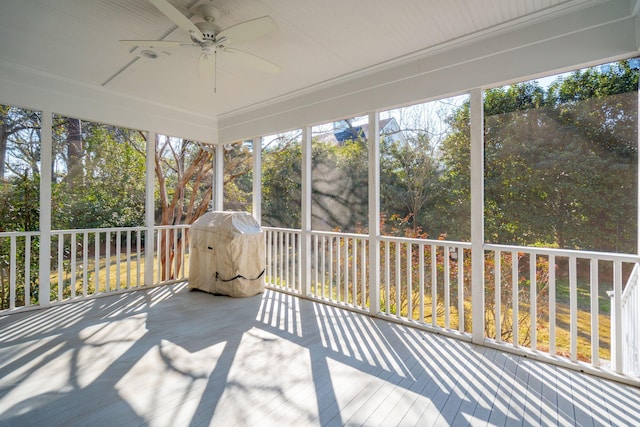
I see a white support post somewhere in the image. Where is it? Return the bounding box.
[612,261,623,372]
[215,144,224,211]
[144,131,156,287]
[301,127,312,296]
[470,88,485,344]
[368,111,381,314]
[252,137,262,223]
[636,83,640,376]
[39,111,52,307]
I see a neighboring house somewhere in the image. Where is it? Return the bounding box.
[314,117,405,145]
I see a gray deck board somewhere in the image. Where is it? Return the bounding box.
[1,283,639,427]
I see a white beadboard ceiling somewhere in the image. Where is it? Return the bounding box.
[0,0,636,140]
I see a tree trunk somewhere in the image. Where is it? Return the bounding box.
[0,123,7,181]
[66,118,83,186]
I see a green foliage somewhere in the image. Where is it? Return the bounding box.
[1,105,42,309]
[441,59,638,252]
[0,173,40,232]
[52,122,146,230]
[262,133,370,232]
[311,137,369,232]
[0,173,40,308]
[0,105,41,181]
[381,131,445,236]
[262,137,302,228]
[223,142,252,212]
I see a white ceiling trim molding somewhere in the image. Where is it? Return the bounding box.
[0,60,218,144]
[218,0,638,143]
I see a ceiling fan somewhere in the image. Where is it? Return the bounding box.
[120,0,280,85]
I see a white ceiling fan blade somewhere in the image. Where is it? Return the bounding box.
[217,16,277,46]
[198,52,216,80]
[223,48,280,74]
[150,0,204,42]
[120,40,186,48]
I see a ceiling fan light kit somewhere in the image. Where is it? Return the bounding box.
[120,0,280,90]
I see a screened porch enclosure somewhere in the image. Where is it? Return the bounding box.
[2,73,640,384]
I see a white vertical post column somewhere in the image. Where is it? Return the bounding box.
[470,88,485,344]
[144,131,156,287]
[637,87,640,375]
[368,111,381,314]
[252,137,262,223]
[215,144,224,211]
[301,127,312,296]
[39,111,52,307]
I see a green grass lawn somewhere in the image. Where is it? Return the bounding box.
[51,251,190,298]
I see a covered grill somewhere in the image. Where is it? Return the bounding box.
[189,211,265,297]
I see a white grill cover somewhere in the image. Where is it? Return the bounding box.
[189,211,265,297]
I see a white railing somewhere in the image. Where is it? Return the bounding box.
[0,225,189,310]
[0,231,40,310]
[264,228,370,310]
[310,230,369,311]
[51,227,146,301]
[3,225,639,381]
[265,228,371,311]
[264,228,472,329]
[154,225,190,285]
[379,236,472,334]
[485,243,639,377]
[265,228,302,294]
[616,263,640,377]
[263,228,639,379]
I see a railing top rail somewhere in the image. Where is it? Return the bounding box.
[0,224,191,238]
[0,231,41,238]
[51,226,148,234]
[380,235,472,247]
[263,226,475,246]
[484,243,640,263]
[47,224,190,235]
[263,226,302,234]
[310,230,367,239]
[154,224,191,230]
[1,224,191,239]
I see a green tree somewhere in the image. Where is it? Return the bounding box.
[311,137,368,232]
[155,136,215,280]
[0,106,41,180]
[437,101,471,241]
[1,105,41,309]
[52,121,146,230]
[223,142,253,212]
[381,131,442,235]
[440,59,638,252]
[262,134,302,228]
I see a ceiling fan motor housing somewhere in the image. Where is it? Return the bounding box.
[194,21,220,42]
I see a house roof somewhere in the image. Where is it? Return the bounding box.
[314,118,397,144]
[0,0,638,143]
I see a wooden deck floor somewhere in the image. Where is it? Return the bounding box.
[1,282,639,427]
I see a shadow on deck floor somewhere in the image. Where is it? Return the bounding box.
[1,282,639,426]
